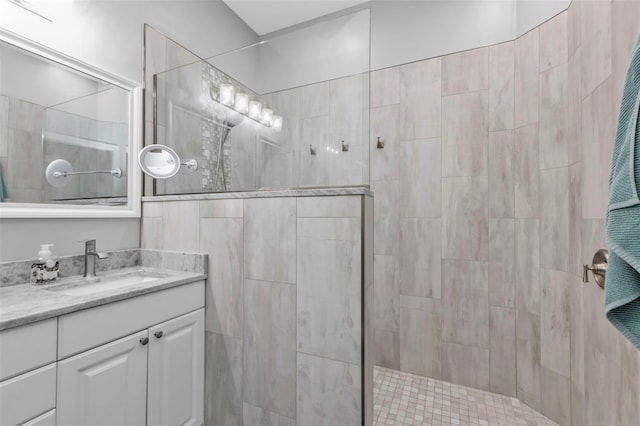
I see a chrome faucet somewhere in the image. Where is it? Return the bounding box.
[83,240,109,278]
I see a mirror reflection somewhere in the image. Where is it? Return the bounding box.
[0,38,130,205]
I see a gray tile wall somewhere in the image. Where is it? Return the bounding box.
[370,2,640,425]
[141,195,373,425]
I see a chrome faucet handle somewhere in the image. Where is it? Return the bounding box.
[582,249,608,289]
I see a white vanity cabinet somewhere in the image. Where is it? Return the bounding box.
[56,330,149,425]
[56,309,204,426]
[0,318,58,426]
[0,280,205,426]
[147,310,204,426]
[56,281,205,426]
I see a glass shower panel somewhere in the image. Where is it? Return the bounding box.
[152,8,370,195]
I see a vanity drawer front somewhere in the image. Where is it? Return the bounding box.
[57,281,204,359]
[0,363,56,426]
[0,318,57,381]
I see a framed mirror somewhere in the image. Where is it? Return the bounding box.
[0,28,141,218]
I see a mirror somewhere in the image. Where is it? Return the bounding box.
[0,28,141,218]
[138,144,198,179]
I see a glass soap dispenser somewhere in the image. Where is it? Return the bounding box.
[31,243,59,284]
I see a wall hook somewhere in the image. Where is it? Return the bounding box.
[376,137,384,149]
[342,140,349,152]
[310,144,317,156]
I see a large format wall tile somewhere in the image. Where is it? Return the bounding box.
[244,198,296,284]
[489,42,515,131]
[611,0,640,112]
[516,310,541,411]
[580,0,612,98]
[399,295,441,378]
[374,329,400,370]
[200,218,244,338]
[243,280,296,419]
[515,28,540,128]
[539,63,569,169]
[516,219,540,315]
[488,130,514,218]
[540,269,571,378]
[374,254,400,333]
[442,90,489,130]
[297,218,361,364]
[399,58,442,140]
[489,219,515,308]
[441,342,490,391]
[200,199,243,218]
[399,218,441,298]
[442,47,488,96]
[540,167,570,272]
[442,126,488,177]
[541,367,572,425]
[581,77,614,220]
[370,105,400,181]
[371,180,400,256]
[568,50,582,165]
[371,67,400,107]
[243,403,295,426]
[242,402,296,426]
[297,353,361,426]
[442,177,488,261]
[205,332,243,426]
[162,201,199,251]
[514,124,540,218]
[297,195,360,218]
[489,306,516,397]
[539,11,569,73]
[399,138,441,218]
[442,260,489,349]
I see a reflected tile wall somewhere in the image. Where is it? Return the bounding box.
[399,58,442,140]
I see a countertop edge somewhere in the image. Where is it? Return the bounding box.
[0,272,206,331]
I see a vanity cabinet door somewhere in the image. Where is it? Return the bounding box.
[56,330,149,426]
[147,309,204,426]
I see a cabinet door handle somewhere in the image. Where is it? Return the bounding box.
[140,337,149,345]
[154,331,164,339]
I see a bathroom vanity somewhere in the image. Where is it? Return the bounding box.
[0,252,207,426]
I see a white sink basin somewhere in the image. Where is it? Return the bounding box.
[45,270,166,297]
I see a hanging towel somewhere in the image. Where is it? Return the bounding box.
[0,163,7,202]
[605,33,640,350]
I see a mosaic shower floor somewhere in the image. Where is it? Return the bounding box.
[373,366,557,426]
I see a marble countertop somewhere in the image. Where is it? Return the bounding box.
[142,186,373,202]
[0,265,206,331]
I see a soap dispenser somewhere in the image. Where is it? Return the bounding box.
[31,244,59,284]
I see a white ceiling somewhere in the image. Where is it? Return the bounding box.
[222,0,370,36]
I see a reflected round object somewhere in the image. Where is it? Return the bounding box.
[138,144,181,179]
[45,159,73,187]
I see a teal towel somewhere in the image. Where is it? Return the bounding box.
[605,33,640,350]
[0,164,6,202]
